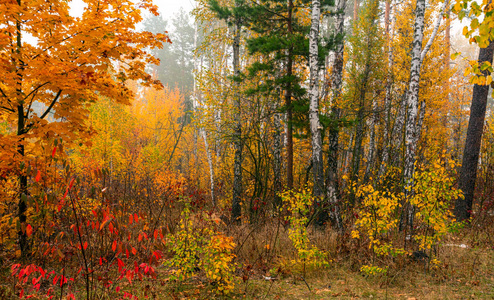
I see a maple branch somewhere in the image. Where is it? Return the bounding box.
[420,0,448,63]
[26,88,40,119]
[22,82,50,102]
[0,87,16,112]
[0,106,15,113]
[0,86,8,99]
[39,89,62,120]
[31,17,124,61]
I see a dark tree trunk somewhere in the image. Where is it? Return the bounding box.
[325,0,346,231]
[16,1,28,257]
[17,106,28,257]
[286,0,294,190]
[454,41,494,222]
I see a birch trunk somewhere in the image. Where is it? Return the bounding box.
[193,22,216,206]
[231,7,243,223]
[309,0,328,225]
[402,0,426,232]
[309,0,324,198]
[402,0,447,232]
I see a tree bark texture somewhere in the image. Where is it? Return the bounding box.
[231,4,243,223]
[286,0,294,190]
[15,1,28,256]
[455,41,494,222]
[309,0,324,198]
[379,0,393,178]
[325,0,346,231]
[402,0,447,232]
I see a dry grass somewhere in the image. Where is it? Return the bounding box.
[233,222,494,300]
[1,218,492,299]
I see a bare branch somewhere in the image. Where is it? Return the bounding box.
[39,89,62,120]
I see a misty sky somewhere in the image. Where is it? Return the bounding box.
[70,0,195,22]
[155,0,195,20]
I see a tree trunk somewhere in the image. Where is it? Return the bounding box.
[454,41,494,222]
[15,1,28,257]
[202,128,216,206]
[401,0,447,232]
[309,0,323,197]
[309,0,327,225]
[231,5,243,223]
[326,0,346,231]
[286,0,294,190]
[365,96,378,182]
[401,0,426,232]
[193,22,216,206]
[379,0,393,178]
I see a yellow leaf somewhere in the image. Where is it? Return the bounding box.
[487,75,493,85]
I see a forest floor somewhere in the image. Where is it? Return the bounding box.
[1,225,493,299]
[130,228,494,299]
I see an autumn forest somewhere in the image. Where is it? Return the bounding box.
[1,0,494,298]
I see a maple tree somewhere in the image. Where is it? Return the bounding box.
[0,0,169,255]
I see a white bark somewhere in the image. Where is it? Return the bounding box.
[193,22,216,206]
[402,0,427,232]
[420,0,449,63]
[309,0,324,198]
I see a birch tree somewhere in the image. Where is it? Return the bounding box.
[402,0,448,231]
[231,1,243,223]
[309,0,324,203]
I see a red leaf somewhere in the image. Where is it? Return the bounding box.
[51,147,57,158]
[131,247,137,255]
[153,250,162,260]
[100,218,110,231]
[26,224,33,237]
[35,170,41,182]
[134,213,138,223]
[126,270,132,284]
[112,240,117,252]
[117,258,124,273]
[129,214,133,225]
[153,229,158,240]
[83,241,88,250]
[68,178,75,189]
